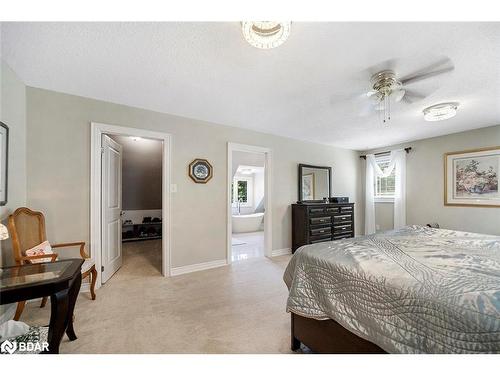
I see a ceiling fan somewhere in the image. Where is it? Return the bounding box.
[362,57,455,123]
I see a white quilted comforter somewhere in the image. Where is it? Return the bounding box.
[284,225,500,353]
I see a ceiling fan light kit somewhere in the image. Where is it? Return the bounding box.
[241,21,291,49]
[360,57,455,125]
[368,70,405,124]
[423,102,460,121]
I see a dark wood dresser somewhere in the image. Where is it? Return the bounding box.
[292,203,355,253]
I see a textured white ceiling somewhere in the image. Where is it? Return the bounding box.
[1,22,499,150]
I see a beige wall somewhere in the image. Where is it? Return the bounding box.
[26,87,362,268]
[110,135,162,210]
[0,61,27,267]
[0,61,27,321]
[362,125,500,235]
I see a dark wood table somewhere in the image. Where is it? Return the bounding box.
[0,259,83,354]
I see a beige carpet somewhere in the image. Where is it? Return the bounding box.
[19,240,294,353]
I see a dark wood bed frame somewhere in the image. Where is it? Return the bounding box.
[290,313,386,353]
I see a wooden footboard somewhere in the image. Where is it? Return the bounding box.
[291,313,386,353]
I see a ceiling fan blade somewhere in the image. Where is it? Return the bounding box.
[402,89,427,104]
[405,89,426,99]
[400,57,454,85]
[364,58,399,78]
[401,96,415,104]
[359,101,376,117]
[394,89,406,102]
[401,67,454,86]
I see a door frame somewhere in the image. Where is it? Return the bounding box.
[227,142,272,264]
[91,122,172,289]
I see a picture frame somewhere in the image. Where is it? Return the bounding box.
[0,122,8,206]
[444,146,500,207]
[188,158,213,184]
[302,173,315,201]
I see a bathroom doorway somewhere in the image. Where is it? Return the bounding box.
[227,143,272,263]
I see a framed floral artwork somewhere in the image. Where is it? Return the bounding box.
[444,146,500,207]
[301,174,315,201]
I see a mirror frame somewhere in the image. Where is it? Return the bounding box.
[298,163,332,203]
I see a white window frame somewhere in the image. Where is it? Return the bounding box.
[232,176,253,207]
[374,155,396,203]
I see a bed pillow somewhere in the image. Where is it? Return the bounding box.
[24,240,55,263]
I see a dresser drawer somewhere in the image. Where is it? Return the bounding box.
[292,203,355,253]
[333,214,352,223]
[310,216,331,225]
[308,207,326,215]
[326,206,340,214]
[340,206,353,214]
[310,226,331,236]
[333,223,352,233]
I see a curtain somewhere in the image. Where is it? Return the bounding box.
[364,150,407,235]
[364,155,376,235]
[393,150,407,229]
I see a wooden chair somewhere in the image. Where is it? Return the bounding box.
[8,207,97,321]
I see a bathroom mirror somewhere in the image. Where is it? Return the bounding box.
[298,164,332,202]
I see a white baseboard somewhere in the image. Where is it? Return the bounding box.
[171,259,228,276]
[271,248,292,257]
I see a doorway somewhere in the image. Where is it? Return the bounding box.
[227,143,272,263]
[106,134,164,281]
[91,122,172,289]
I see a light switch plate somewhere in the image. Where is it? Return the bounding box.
[170,184,177,193]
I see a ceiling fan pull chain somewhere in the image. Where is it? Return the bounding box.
[387,97,391,121]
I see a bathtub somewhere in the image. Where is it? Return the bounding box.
[232,213,264,233]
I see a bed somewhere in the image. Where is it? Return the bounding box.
[284,225,500,353]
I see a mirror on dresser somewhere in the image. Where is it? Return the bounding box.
[298,164,332,202]
[293,163,354,253]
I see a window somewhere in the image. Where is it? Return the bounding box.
[232,177,253,207]
[374,155,395,202]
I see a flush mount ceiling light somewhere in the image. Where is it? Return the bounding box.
[423,102,459,121]
[241,21,291,49]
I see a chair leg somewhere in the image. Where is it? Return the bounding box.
[14,301,26,321]
[90,267,97,300]
[40,296,48,308]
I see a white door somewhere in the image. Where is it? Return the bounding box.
[101,135,123,283]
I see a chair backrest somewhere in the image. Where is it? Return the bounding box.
[8,207,47,265]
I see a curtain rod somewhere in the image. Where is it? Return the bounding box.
[359,147,412,160]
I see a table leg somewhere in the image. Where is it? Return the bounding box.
[47,288,69,354]
[66,272,82,341]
